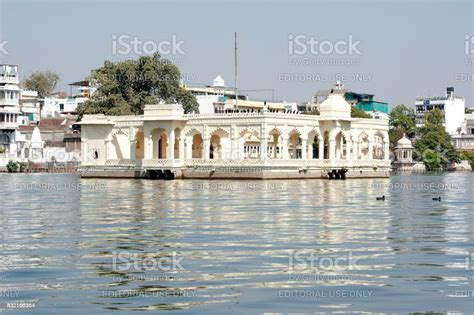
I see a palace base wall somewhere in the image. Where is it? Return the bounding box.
[80,166,389,179]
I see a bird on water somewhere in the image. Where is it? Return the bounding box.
[432,196,441,201]
[376,195,385,201]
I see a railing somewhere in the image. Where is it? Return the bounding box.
[184,111,314,119]
[0,121,19,129]
[103,158,391,169]
[142,159,183,168]
[105,159,141,167]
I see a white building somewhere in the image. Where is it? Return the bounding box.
[415,87,465,135]
[19,90,40,125]
[79,83,391,179]
[185,76,297,114]
[452,112,474,150]
[0,64,21,162]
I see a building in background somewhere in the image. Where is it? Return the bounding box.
[19,90,40,125]
[309,84,389,119]
[452,112,474,150]
[415,87,465,135]
[0,64,21,159]
[345,92,389,120]
[42,92,68,118]
[184,76,297,114]
[42,81,95,118]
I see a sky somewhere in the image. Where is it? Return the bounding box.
[0,0,473,109]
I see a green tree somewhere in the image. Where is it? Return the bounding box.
[460,150,474,170]
[414,108,460,171]
[22,70,60,98]
[388,104,416,150]
[351,106,371,118]
[77,53,198,119]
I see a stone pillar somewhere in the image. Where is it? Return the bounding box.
[130,140,136,160]
[301,137,307,159]
[352,140,358,160]
[81,139,87,164]
[185,136,193,158]
[319,138,324,160]
[329,139,336,160]
[346,140,352,160]
[282,135,289,159]
[230,125,237,159]
[104,138,110,161]
[203,137,210,159]
[368,140,374,160]
[260,137,268,160]
[179,136,185,160]
[167,129,175,159]
[384,142,390,160]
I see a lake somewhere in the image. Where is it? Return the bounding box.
[0,173,472,314]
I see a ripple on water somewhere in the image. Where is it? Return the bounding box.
[0,173,472,314]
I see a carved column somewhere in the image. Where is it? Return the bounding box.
[185,136,193,159]
[352,139,358,160]
[178,136,185,160]
[328,138,335,160]
[368,140,374,160]
[282,135,289,159]
[301,137,307,160]
[203,137,210,159]
[167,128,175,159]
[319,138,324,160]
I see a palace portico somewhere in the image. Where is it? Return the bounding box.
[79,87,390,179]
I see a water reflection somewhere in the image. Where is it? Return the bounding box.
[0,173,472,314]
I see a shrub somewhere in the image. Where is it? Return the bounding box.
[460,151,474,171]
[19,162,29,172]
[6,161,18,173]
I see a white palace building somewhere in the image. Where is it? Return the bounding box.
[79,83,390,179]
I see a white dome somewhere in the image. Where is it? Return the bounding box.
[319,93,351,120]
[396,134,413,148]
[212,75,225,88]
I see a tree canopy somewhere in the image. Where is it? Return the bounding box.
[77,53,199,119]
[351,106,371,118]
[22,70,59,98]
[414,108,460,171]
[388,104,416,149]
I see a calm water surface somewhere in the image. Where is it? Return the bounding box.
[0,173,473,314]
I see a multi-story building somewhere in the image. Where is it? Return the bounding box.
[452,112,474,150]
[0,64,21,156]
[415,87,465,135]
[184,76,297,114]
[345,92,389,120]
[19,90,40,125]
[310,84,388,119]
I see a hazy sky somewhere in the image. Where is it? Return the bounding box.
[1,0,473,109]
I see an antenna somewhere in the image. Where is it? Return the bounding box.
[234,32,238,109]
